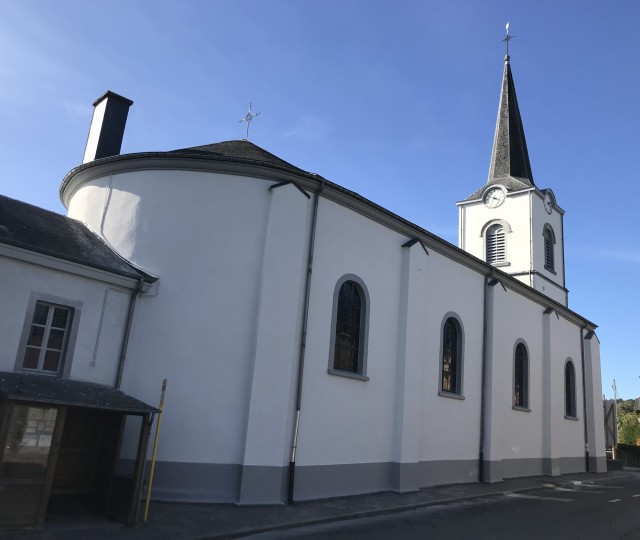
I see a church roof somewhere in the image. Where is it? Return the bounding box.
[0,194,155,282]
[169,140,311,177]
[465,55,535,200]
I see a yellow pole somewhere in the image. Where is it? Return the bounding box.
[144,378,167,523]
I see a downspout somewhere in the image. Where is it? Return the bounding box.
[479,273,490,482]
[288,177,325,504]
[579,326,590,472]
[116,276,144,389]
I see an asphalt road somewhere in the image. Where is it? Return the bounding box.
[252,475,640,540]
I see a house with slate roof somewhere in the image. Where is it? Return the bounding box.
[0,53,606,528]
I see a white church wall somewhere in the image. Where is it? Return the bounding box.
[61,157,605,504]
[459,190,533,277]
[548,314,585,474]
[418,249,484,465]
[485,284,546,480]
[0,255,130,386]
[67,168,323,503]
[298,197,403,465]
[583,335,607,472]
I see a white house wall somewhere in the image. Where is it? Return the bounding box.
[0,255,130,386]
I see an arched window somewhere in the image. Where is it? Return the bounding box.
[514,343,528,408]
[441,317,463,395]
[332,279,367,375]
[565,361,576,418]
[486,224,506,265]
[543,225,555,271]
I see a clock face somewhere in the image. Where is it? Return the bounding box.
[544,193,553,214]
[484,188,505,208]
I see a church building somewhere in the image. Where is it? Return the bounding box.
[0,53,606,528]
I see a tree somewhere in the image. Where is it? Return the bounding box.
[617,399,640,445]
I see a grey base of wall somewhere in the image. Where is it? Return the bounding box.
[144,457,606,504]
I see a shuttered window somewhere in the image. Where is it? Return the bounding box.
[486,224,506,264]
[544,228,554,271]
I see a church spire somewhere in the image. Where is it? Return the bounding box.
[487,55,535,186]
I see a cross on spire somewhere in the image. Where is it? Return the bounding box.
[239,102,261,140]
[501,21,514,57]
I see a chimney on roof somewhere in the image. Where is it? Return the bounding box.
[82,91,133,164]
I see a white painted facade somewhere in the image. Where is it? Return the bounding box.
[458,186,567,305]
[0,244,137,386]
[54,147,606,503]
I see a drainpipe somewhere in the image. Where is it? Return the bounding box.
[287,177,324,504]
[479,273,494,482]
[116,276,144,389]
[579,326,590,472]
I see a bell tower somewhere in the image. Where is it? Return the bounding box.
[457,53,568,306]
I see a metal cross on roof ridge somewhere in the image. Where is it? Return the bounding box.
[239,102,261,141]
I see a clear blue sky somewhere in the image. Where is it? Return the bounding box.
[1,1,638,399]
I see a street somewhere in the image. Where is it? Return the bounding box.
[252,475,640,539]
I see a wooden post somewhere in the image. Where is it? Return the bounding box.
[143,379,167,522]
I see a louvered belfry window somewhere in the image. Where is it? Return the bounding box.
[486,224,506,264]
[544,228,554,271]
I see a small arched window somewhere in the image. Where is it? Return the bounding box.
[441,317,462,395]
[543,226,555,271]
[565,361,576,418]
[486,224,506,265]
[514,343,528,408]
[332,280,366,375]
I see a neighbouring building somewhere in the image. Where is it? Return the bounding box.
[0,53,606,529]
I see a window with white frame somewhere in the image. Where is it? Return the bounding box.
[486,224,506,265]
[22,301,73,374]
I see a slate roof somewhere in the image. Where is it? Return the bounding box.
[0,194,154,282]
[465,56,536,200]
[0,371,157,414]
[169,140,311,177]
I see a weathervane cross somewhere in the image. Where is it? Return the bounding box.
[239,102,261,140]
[501,22,514,56]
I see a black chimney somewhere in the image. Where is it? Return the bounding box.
[83,91,133,163]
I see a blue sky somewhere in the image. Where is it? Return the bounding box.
[1,1,638,399]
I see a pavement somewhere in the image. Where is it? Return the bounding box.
[2,469,637,540]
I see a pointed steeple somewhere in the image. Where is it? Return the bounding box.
[487,55,535,186]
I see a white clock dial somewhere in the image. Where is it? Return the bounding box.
[544,193,552,214]
[484,188,505,208]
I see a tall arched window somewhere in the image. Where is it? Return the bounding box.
[441,317,462,395]
[565,361,576,418]
[543,226,555,271]
[514,343,528,408]
[486,224,506,265]
[332,279,366,375]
